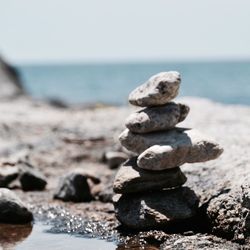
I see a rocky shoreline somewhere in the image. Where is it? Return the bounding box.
[1,60,250,249]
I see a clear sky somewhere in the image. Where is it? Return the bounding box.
[0,0,250,63]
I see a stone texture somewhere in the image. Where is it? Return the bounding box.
[0,166,19,188]
[19,163,47,191]
[138,144,223,171]
[0,188,33,224]
[54,169,100,202]
[114,187,199,229]
[128,71,181,107]
[161,234,241,250]
[206,184,250,242]
[119,128,223,169]
[113,157,187,194]
[125,103,190,133]
[103,151,128,169]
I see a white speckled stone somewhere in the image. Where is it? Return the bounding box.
[125,102,189,133]
[128,71,181,107]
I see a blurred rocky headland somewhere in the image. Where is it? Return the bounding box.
[1,56,250,249]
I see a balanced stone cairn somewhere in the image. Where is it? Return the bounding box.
[113,72,223,230]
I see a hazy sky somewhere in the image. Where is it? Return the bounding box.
[1,0,250,63]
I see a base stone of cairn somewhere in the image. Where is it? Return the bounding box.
[113,71,223,230]
[116,187,199,230]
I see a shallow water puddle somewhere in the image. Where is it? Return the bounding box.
[0,223,116,250]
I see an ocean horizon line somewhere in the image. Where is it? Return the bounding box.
[13,58,250,67]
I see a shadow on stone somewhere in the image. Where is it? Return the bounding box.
[115,187,199,231]
[113,157,187,194]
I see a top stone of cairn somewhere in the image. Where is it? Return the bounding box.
[129,71,181,107]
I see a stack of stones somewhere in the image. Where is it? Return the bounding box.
[113,71,223,230]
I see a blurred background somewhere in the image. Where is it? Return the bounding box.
[1,0,250,105]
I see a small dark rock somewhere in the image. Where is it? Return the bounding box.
[103,151,128,169]
[19,163,47,191]
[93,182,114,203]
[47,98,69,109]
[54,169,100,202]
[0,188,33,224]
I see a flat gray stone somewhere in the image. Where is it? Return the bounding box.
[128,71,181,107]
[0,188,33,224]
[119,128,223,170]
[125,103,189,133]
[113,157,187,194]
[114,187,199,229]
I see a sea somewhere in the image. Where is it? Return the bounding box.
[17,61,250,106]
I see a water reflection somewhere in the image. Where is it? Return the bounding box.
[15,223,116,250]
[0,223,32,249]
[0,222,159,250]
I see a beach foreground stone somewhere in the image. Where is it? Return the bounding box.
[125,103,190,133]
[128,71,181,107]
[114,187,199,229]
[113,157,187,194]
[54,169,100,202]
[0,188,33,224]
[119,128,223,170]
[19,163,47,191]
